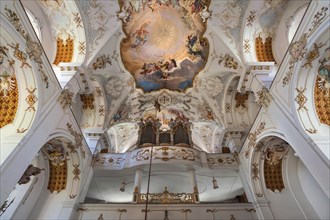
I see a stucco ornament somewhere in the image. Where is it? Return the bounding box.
[25,36,43,63]
[117,6,131,23]
[200,76,223,97]
[105,76,129,100]
[289,33,307,62]
[264,0,285,8]
[200,5,212,23]
[87,1,109,44]
[256,87,273,108]
[219,1,242,29]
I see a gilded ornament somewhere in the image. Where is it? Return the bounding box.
[302,42,326,68]
[255,192,263,197]
[77,207,88,212]
[245,122,266,158]
[295,88,308,111]
[78,41,86,55]
[72,12,83,28]
[283,7,328,86]
[16,128,28,133]
[5,7,49,88]
[306,128,317,134]
[243,39,251,53]
[99,105,105,116]
[25,88,37,112]
[72,164,81,180]
[67,123,86,158]
[137,186,197,204]
[92,54,112,70]
[256,87,272,108]
[308,7,328,37]
[246,10,256,27]
[218,53,238,69]
[58,89,74,109]
[252,163,259,180]
[7,43,31,68]
[282,34,307,86]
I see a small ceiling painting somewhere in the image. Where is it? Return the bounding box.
[119,0,210,92]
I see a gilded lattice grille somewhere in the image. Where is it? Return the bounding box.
[234,91,249,109]
[47,161,67,193]
[53,37,74,66]
[0,76,18,128]
[264,158,285,192]
[255,37,275,62]
[80,93,95,110]
[314,76,330,125]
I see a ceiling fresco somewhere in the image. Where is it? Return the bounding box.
[119,0,210,92]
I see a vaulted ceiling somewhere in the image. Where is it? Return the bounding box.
[21,0,309,154]
[20,0,309,204]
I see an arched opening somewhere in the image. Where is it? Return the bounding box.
[251,135,322,219]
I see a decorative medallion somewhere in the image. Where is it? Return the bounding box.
[119,0,210,92]
[157,91,172,107]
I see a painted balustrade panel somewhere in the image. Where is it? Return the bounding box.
[94,147,239,170]
[206,153,239,167]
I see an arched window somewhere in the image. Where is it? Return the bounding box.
[288,6,307,43]
[25,9,42,41]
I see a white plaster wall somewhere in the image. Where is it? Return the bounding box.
[28,190,68,219]
[263,178,305,219]
[297,159,330,220]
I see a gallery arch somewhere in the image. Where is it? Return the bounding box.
[250,135,320,219]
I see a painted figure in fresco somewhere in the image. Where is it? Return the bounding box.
[187,34,204,60]
[131,23,149,51]
[190,0,204,14]
[163,59,177,71]
[139,61,162,77]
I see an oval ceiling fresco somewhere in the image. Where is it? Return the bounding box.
[119,0,210,92]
